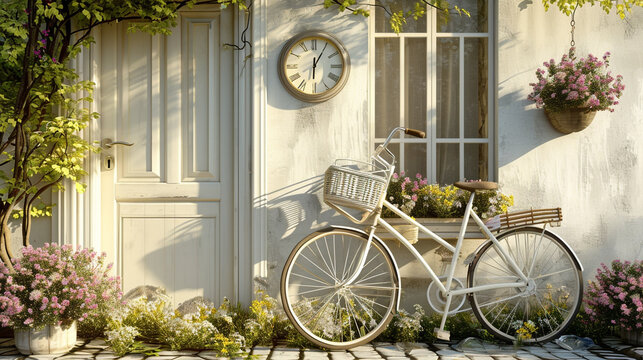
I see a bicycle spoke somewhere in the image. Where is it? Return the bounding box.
[291,267,332,286]
[323,236,337,280]
[314,241,336,282]
[341,238,352,281]
[348,284,396,291]
[474,292,525,310]
[351,291,391,310]
[342,241,363,281]
[532,267,576,280]
[332,235,337,281]
[296,285,337,296]
[301,252,337,283]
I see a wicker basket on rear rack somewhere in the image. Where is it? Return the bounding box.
[323,159,390,224]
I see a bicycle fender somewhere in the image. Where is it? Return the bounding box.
[327,225,403,313]
[465,226,584,271]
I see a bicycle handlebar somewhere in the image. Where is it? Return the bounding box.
[405,128,426,138]
[373,127,427,174]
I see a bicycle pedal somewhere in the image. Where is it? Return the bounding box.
[434,328,450,341]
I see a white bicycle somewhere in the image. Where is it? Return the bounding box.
[280,127,583,349]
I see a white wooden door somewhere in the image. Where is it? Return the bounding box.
[99,9,235,306]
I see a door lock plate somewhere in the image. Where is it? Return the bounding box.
[103,155,114,171]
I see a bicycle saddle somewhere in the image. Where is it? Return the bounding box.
[454,181,498,192]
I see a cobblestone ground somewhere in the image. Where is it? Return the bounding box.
[0,337,640,360]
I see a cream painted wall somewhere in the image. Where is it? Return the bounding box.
[264,1,370,293]
[497,2,643,279]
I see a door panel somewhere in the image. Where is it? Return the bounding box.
[118,31,164,182]
[100,9,234,306]
[120,203,222,304]
[183,18,220,182]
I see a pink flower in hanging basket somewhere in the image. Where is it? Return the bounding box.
[527,47,625,112]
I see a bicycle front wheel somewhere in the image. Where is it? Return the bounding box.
[468,226,583,343]
[281,228,399,349]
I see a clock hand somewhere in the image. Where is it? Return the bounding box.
[318,42,328,59]
[313,57,317,79]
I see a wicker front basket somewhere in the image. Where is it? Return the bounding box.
[323,164,388,213]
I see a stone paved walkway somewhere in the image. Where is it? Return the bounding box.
[0,337,640,360]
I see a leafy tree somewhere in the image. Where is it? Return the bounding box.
[541,0,642,18]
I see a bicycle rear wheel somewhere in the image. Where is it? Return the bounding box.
[281,228,399,349]
[467,226,583,343]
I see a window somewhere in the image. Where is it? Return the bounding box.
[372,0,494,184]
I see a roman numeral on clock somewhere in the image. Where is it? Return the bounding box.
[286,64,298,69]
[298,79,307,90]
[289,73,301,82]
[328,73,340,82]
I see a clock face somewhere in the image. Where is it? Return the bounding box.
[278,32,350,102]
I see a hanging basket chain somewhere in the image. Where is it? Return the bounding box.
[570,2,579,47]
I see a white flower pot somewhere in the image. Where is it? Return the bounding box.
[378,217,485,242]
[14,321,77,355]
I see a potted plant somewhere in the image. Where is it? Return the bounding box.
[0,243,121,355]
[381,172,514,243]
[584,260,643,346]
[527,47,625,134]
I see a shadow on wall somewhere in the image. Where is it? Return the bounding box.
[496,88,567,167]
[263,175,360,290]
[134,215,233,307]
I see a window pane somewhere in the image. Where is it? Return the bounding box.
[375,0,427,33]
[404,143,427,179]
[464,38,488,138]
[437,0,488,33]
[437,143,459,185]
[375,38,400,138]
[437,38,459,138]
[464,143,488,180]
[405,38,427,132]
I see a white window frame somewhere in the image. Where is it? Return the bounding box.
[369,2,496,183]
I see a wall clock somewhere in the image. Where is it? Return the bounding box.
[278,30,351,103]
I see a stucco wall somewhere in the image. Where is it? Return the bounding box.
[497,2,643,279]
[264,2,370,293]
[264,1,643,307]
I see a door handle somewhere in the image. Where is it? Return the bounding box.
[102,138,135,149]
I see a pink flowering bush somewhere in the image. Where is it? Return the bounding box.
[584,260,643,331]
[527,47,625,112]
[382,171,429,217]
[0,243,122,330]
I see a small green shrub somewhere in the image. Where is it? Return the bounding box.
[120,296,172,341]
[377,305,424,342]
[376,309,495,344]
[105,325,140,357]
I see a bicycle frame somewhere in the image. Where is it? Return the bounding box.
[343,190,532,334]
[327,126,535,335]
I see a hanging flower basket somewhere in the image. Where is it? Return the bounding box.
[528,47,625,134]
[545,108,597,134]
